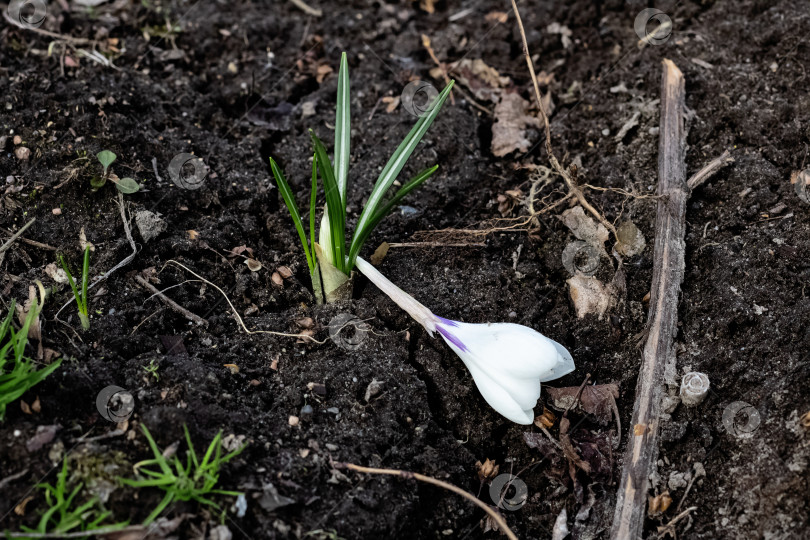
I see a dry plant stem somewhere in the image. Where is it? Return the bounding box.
[288,0,322,17]
[610,59,687,540]
[163,260,324,343]
[657,506,698,539]
[2,11,95,44]
[134,275,208,327]
[334,462,518,540]
[510,0,616,237]
[687,149,734,190]
[0,218,36,255]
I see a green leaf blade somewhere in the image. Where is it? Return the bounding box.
[348,80,454,267]
[334,52,350,206]
[348,166,438,267]
[270,158,315,272]
[310,132,346,272]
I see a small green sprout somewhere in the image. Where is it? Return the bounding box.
[20,458,127,537]
[58,246,91,331]
[270,52,453,303]
[0,296,62,421]
[92,150,141,194]
[119,424,246,525]
[142,358,159,381]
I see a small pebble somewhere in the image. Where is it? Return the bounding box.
[13,135,22,145]
[277,265,293,279]
[14,147,30,160]
[300,404,313,422]
[52,208,62,215]
[271,272,283,286]
[288,415,300,427]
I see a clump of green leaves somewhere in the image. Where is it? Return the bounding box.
[20,458,127,537]
[91,150,141,194]
[142,358,159,381]
[0,297,62,421]
[270,52,453,302]
[119,424,246,525]
[59,246,91,331]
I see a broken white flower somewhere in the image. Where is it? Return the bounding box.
[355,257,575,424]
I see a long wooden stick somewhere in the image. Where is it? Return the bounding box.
[610,59,687,540]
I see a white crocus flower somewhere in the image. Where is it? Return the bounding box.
[354,257,576,424]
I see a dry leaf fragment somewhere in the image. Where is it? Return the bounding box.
[485,11,509,23]
[546,383,619,425]
[14,496,34,516]
[187,229,199,240]
[648,491,673,516]
[296,317,314,329]
[452,58,511,102]
[79,227,95,252]
[567,275,617,320]
[491,93,542,157]
[419,0,435,14]
[381,96,400,113]
[370,242,390,265]
[315,64,333,84]
[561,206,609,252]
[20,400,31,415]
[475,458,499,483]
[223,364,239,374]
[534,406,556,428]
[800,411,810,429]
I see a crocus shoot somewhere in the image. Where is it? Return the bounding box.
[270,52,454,303]
[59,246,91,331]
[354,257,576,424]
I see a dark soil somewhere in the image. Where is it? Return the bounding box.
[1,0,809,539]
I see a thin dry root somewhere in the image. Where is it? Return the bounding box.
[510,0,616,236]
[333,461,518,540]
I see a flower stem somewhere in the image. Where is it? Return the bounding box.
[354,257,437,334]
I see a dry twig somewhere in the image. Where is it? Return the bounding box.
[611,59,687,540]
[333,462,518,540]
[163,260,324,343]
[134,275,208,327]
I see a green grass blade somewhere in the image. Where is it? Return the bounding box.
[270,158,315,272]
[81,246,90,312]
[334,52,350,206]
[309,154,318,258]
[348,80,453,267]
[59,255,82,310]
[348,166,438,266]
[310,131,346,272]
